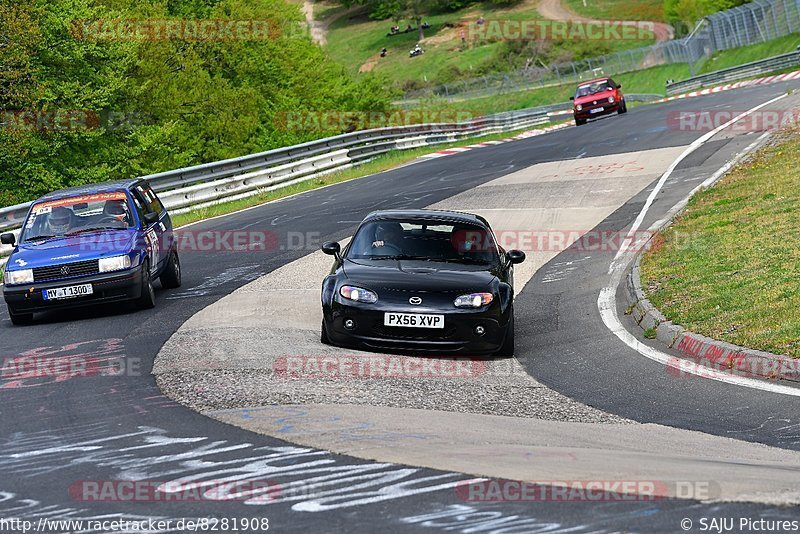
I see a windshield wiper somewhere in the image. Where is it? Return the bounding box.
[436,257,493,265]
[25,234,61,242]
[369,254,431,261]
[65,226,122,236]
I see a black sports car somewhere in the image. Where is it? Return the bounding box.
[320,209,525,357]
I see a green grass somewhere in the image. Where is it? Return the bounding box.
[408,31,800,116]
[564,0,666,22]
[697,34,800,73]
[640,129,800,357]
[325,1,655,90]
[170,123,562,228]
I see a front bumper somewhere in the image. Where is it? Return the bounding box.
[3,266,144,313]
[574,101,620,120]
[323,300,510,356]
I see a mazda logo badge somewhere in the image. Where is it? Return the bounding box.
[409,296,422,305]
[60,265,70,275]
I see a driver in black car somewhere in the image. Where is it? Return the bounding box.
[371,222,404,254]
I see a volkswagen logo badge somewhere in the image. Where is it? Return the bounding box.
[60,265,70,275]
[409,296,422,305]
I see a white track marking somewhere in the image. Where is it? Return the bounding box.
[615,93,787,261]
[598,93,800,396]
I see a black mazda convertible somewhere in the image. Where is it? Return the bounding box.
[320,209,525,357]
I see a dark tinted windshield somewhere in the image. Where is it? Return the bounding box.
[22,192,135,241]
[347,219,500,265]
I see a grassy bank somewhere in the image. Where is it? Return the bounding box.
[419,32,800,116]
[564,0,666,21]
[640,128,800,357]
[325,0,656,90]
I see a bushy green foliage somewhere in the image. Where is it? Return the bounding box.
[0,0,392,206]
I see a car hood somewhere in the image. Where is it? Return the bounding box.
[342,258,498,293]
[574,90,615,105]
[7,230,137,270]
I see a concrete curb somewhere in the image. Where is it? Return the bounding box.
[625,257,800,382]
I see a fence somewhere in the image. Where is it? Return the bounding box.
[666,49,800,93]
[0,107,557,264]
[400,0,800,104]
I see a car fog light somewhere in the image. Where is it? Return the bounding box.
[474,325,486,336]
[344,319,356,330]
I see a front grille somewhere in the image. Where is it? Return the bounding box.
[33,259,100,282]
[372,323,458,340]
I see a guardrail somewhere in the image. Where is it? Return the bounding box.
[0,107,559,264]
[666,50,800,95]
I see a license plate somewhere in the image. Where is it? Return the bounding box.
[589,107,604,114]
[42,284,93,301]
[384,312,444,329]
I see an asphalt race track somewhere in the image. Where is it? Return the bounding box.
[2,82,800,533]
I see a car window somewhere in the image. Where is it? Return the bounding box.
[22,192,135,241]
[347,219,500,265]
[133,184,164,216]
[575,81,613,97]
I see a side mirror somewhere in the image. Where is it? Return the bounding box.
[506,249,526,264]
[617,84,622,88]
[143,212,159,225]
[569,96,574,100]
[322,241,341,259]
[0,233,16,246]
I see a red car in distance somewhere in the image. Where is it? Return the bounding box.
[571,77,627,125]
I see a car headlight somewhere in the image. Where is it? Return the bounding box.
[340,285,378,303]
[575,104,583,111]
[454,292,494,308]
[4,268,33,285]
[608,96,615,103]
[98,255,132,273]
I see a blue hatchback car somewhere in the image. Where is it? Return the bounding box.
[1,179,181,325]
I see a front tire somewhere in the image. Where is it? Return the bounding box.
[321,320,331,345]
[575,117,586,126]
[8,306,33,326]
[495,308,515,358]
[618,100,627,114]
[160,249,182,289]
[136,261,156,309]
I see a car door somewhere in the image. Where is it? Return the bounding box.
[130,183,167,274]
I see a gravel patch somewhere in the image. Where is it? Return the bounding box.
[155,356,633,424]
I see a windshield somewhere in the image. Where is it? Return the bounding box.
[575,80,614,97]
[346,219,500,265]
[21,192,135,242]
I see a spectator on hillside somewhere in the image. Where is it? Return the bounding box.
[380,47,387,57]
[476,16,485,26]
